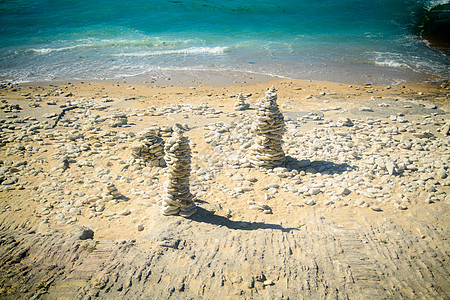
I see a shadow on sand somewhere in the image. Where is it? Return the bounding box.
[190,207,298,233]
[284,155,355,175]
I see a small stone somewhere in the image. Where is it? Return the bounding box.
[355,199,365,206]
[52,156,70,172]
[397,204,408,210]
[119,209,131,216]
[440,123,449,136]
[303,199,316,206]
[371,205,383,212]
[157,239,179,249]
[109,113,127,127]
[309,188,321,195]
[424,197,434,204]
[385,160,398,175]
[337,117,354,127]
[137,224,144,231]
[263,280,274,286]
[337,187,351,196]
[437,169,447,179]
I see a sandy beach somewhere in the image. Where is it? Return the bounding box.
[0,74,449,299]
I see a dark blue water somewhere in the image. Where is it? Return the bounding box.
[0,0,448,84]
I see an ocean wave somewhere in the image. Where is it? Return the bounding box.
[370,52,409,68]
[27,38,197,54]
[29,46,81,54]
[374,60,409,68]
[369,49,449,79]
[425,0,450,10]
[111,46,229,57]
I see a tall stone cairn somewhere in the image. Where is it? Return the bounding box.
[248,87,286,168]
[160,125,197,217]
[130,126,165,167]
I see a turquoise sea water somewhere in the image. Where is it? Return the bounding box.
[0,0,448,84]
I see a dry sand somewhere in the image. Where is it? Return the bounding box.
[0,74,449,299]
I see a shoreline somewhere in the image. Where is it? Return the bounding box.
[11,74,450,108]
[3,62,448,88]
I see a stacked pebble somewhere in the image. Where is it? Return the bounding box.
[160,125,197,217]
[248,87,286,168]
[130,126,165,167]
[109,113,127,127]
[234,93,250,111]
[160,125,173,137]
[103,182,122,201]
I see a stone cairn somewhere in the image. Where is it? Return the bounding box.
[234,93,250,111]
[130,126,165,167]
[103,182,122,202]
[248,87,286,168]
[109,113,128,127]
[160,125,197,217]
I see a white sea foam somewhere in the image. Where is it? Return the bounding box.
[370,52,409,68]
[30,45,81,54]
[374,60,408,68]
[426,0,449,10]
[28,38,197,54]
[112,46,229,57]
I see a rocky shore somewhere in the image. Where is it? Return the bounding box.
[0,78,449,299]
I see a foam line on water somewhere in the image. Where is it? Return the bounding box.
[111,46,229,57]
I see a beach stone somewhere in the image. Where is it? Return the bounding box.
[337,117,354,127]
[397,204,408,210]
[119,209,131,216]
[440,123,450,136]
[437,169,447,179]
[337,187,351,196]
[51,156,70,172]
[385,160,398,175]
[160,125,197,218]
[248,87,286,168]
[263,280,274,286]
[303,199,316,206]
[109,113,127,127]
[371,205,383,212]
[355,199,365,206]
[70,226,94,240]
[309,188,321,195]
[250,202,272,213]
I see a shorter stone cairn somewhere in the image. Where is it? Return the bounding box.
[160,125,197,217]
[130,127,165,167]
[103,182,122,201]
[234,93,250,111]
[248,87,286,168]
[109,113,127,127]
